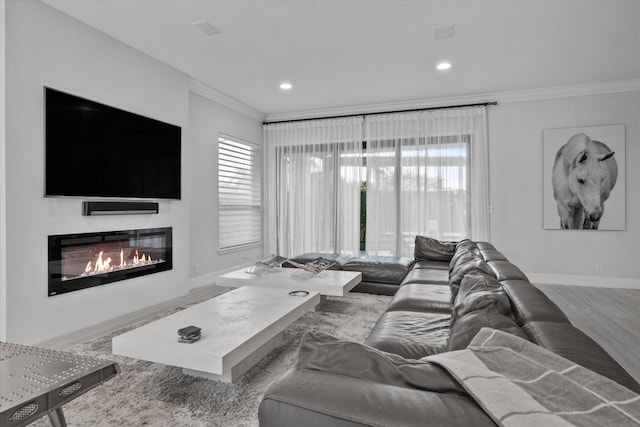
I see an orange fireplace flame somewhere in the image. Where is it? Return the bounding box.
[83,248,153,275]
[90,251,112,273]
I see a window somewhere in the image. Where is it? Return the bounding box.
[218,134,262,252]
[263,107,489,257]
[363,106,490,256]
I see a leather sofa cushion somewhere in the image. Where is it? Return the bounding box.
[342,256,414,285]
[450,240,480,267]
[259,367,496,427]
[455,272,503,302]
[475,242,495,250]
[387,283,452,314]
[260,332,497,427]
[448,254,496,299]
[479,249,508,262]
[501,280,570,325]
[487,260,528,281]
[285,253,353,270]
[401,268,449,286]
[448,305,529,351]
[451,273,511,324]
[365,311,450,359]
[413,236,456,262]
[412,260,449,270]
[298,330,464,393]
[455,239,479,252]
[523,321,640,394]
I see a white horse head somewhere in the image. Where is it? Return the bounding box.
[567,140,615,223]
[552,133,618,229]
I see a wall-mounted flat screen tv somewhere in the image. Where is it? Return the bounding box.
[45,87,181,200]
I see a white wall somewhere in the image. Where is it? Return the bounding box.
[489,90,640,287]
[187,92,263,289]
[0,0,7,341]
[5,0,192,344]
[3,1,265,344]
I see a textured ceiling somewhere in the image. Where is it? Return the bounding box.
[41,0,640,115]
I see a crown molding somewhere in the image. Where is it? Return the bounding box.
[265,78,640,123]
[190,79,266,122]
[493,78,640,103]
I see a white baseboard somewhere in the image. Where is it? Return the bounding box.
[189,263,253,290]
[527,273,640,290]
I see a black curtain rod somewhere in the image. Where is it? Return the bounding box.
[263,101,498,125]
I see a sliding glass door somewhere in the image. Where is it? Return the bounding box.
[264,107,489,258]
[365,108,489,257]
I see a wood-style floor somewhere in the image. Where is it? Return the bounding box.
[536,284,640,384]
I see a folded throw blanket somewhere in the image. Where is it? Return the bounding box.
[426,328,640,426]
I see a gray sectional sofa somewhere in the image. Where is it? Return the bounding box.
[259,238,640,426]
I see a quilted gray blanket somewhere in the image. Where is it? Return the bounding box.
[427,328,640,426]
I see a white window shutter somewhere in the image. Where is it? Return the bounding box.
[218,134,262,251]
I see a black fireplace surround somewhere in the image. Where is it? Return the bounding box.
[48,227,172,296]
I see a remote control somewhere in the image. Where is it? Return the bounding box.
[178,325,201,337]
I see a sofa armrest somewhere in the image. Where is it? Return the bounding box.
[342,256,415,285]
[523,321,640,393]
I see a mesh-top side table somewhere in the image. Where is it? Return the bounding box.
[0,342,119,427]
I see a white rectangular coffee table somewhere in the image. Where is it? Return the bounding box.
[216,268,361,297]
[112,286,319,383]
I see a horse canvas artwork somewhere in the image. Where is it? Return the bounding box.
[543,125,625,231]
[552,133,617,229]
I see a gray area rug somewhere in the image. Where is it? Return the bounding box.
[32,291,391,427]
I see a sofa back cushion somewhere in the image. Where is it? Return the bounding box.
[448,253,496,300]
[414,236,457,262]
[487,260,528,281]
[478,249,508,262]
[447,305,529,351]
[449,240,480,266]
[500,280,570,325]
[451,273,511,323]
[448,272,527,351]
[474,242,495,250]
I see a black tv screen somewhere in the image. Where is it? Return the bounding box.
[45,87,181,200]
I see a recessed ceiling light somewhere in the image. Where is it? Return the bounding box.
[436,62,452,71]
[279,82,293,90]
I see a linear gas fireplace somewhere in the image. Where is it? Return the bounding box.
[48,227,172,296]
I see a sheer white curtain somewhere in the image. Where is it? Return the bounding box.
[365,107,489,257]
[264,117,363,257]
